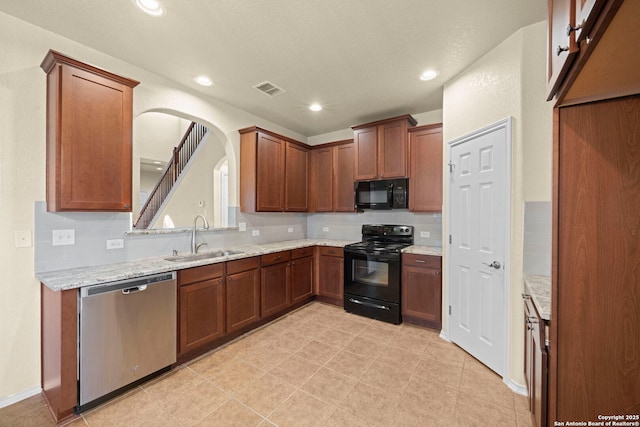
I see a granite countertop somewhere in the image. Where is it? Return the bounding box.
[401,246,442,257]
[523,273,551,321]
[37,239,353,291]
[37,240,443,291]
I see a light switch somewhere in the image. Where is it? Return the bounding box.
[14,230,32,248]
[322,227,329,232]
[288,227,294,233]
[52,229,75,246]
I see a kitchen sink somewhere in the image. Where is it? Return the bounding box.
[164,250,243,262]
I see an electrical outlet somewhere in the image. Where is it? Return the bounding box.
[238,222,247,232]
[322,227,329,232]
[52,229,75,246]
[420,231,431,238]
[106,239,124,250]
[252,229,260,236]
[14,230,32,248]
[288,227,294,233]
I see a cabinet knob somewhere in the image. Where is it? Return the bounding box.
[556,45,570,56]
[228,277,232,282]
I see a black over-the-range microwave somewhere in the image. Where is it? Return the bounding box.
[354,178,408,210]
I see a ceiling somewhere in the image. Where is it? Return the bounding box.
[0,0,546,137]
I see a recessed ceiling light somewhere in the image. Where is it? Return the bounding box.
[309,103,322,112]
[420,70,439,81]
[195,76,214,87]
[155,167,163,171]
[153,161,162,164]
[135,0,165,17]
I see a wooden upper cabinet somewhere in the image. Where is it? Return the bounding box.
[285,141,309,212]
[310,140,355,213]
[240,127,309,213]
[352,115,416,180]
[257,132,286,211]
[310,146,334,212]
[353,127,378,180]
[547,0,579,100]
[408,124,443,212]
[333,142,355,212]
[40,50,139,212]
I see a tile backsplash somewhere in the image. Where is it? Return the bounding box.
[523,201,551,276]
[34,202,442,273]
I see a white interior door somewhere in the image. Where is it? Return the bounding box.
[447,119,511,376]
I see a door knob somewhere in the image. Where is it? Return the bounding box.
[482,261,501,269]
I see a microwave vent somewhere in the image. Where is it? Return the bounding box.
[253,81,286,97]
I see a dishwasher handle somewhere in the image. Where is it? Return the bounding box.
[122,285,147,295]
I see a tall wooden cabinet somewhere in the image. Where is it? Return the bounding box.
[239,127,309,212]
[40,50,139,212]
[352,115,417,180]
[548,0,640,422]
[408,124,443,212]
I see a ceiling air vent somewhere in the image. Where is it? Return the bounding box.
[253,81,286,97]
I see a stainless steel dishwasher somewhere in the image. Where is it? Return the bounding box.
[78,272,176,411]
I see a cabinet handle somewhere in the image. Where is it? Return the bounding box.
[228,277,232,282]
[219,279,223,284]
[556,45,569,56]
[415,259,426,263]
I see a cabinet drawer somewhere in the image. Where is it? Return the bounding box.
[261,251,291,267]
[292,247,314,259]
[318,246,342,257]
[227,256,260,275]
[179,263,225,286]
[402,254,441,269]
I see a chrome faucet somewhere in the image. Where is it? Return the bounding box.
[191,214,209,254]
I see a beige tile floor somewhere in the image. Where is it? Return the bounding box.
[0,302,533,426]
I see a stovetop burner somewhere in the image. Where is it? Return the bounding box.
[344,224,414,255]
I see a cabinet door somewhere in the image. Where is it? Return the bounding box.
[226,268,260,333]
[354,126,378,180]
[291,256,313,304]
[311,147,333,212]
[333,143,355,212]
[285,142,309,212]
[256,132,285,211]
[57,64,133,211]
[179,278,225,356]
[401,263,442,330]
[261,262,291,318]
[318,254,343,305]
[378,120,408,178]
[547,0,579,100]
[409,125,443,212]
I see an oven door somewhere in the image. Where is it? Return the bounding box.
[343,250,400,303]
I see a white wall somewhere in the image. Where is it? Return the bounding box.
[442,20,552,388]
[0,10,308,403]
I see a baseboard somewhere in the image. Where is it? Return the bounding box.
[0,386,41,409]
[505,377,528,396]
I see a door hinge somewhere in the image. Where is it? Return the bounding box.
[449,235,452,244]
[448,162,455,173]
[449,305,452,315]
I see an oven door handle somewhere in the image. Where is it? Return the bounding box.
[348,298,391,311]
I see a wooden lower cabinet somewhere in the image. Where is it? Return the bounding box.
[226,257,261,333]
[401,254,442,329]
[523,295,548,427]
[291,248,314,304]
[178,264,225,357]
[316,246,343,306]
[261,251,291,318]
